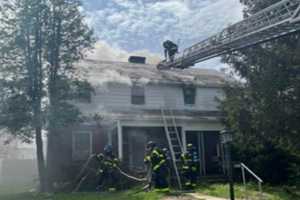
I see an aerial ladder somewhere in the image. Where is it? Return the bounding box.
[157,0,300,70]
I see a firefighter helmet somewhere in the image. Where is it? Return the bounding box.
[187,143,193,150]
[104,144,113,154]
[146,141,156,149]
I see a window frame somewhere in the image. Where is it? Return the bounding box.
[183,86,197,106]
[131,84,145,105]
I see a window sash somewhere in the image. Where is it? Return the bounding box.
[131,85,145,105]
[183,87,196,105]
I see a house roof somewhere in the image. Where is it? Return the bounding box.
[77,59,228,87]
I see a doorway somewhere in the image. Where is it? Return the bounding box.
[186,131,223,176]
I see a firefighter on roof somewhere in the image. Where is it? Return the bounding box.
[163,40,178,62]
[144,141,169,192]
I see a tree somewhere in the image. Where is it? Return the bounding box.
[45,0,94,190]
[0,0,49,191]
[0,0,94,191]
[221,0,300,184]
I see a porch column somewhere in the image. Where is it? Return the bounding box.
[117,120,123,160]
[182,126,187,153]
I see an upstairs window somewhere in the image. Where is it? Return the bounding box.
[131,85,145,105]
[183,86,196,105]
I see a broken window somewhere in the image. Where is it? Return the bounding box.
[72,132,92,160]
[183,86,196,105]
[131,85,145,105]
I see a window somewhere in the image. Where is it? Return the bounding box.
[183,86,196,105]
[72,132,92,161]
[131,85,145,105]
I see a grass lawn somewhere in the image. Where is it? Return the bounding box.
[0,186,164,200]
[197,183,299,200]
[1,183,298,200]
[0,180,172,200]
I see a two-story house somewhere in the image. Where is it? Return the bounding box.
[61,57,227,179]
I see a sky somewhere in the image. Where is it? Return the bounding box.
[83,0,244,70]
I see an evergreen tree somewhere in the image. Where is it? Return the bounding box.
[221,0,300,184]
[0,0,94,191]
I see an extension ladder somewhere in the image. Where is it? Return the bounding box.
[161,107,183,189]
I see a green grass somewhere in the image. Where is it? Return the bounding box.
[197,183,299,200]
[0,188,164,200]
[1,183,298,200]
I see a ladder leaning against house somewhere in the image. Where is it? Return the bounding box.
[161,107,184,190]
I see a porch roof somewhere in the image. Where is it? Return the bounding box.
[98,109,223,123]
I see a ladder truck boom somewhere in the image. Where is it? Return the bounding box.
[158,0,300,70]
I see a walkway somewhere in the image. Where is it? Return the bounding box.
[188,193,228,200]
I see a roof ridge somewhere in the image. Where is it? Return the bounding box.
[82,58,155,66]
[77,59,228,87]
[81,58,225,74]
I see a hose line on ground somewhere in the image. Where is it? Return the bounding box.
[116,166,148,182]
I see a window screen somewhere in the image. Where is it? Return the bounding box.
[183,86,196,105]
[131,85,145,105]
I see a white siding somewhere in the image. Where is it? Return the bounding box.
[76,83,223,115]
[145,85,223,111]
[196,88,223,111]
[94,84,131,107]
[146,85,182,108]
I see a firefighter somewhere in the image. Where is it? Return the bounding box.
[163,40,178,62]
[188,143,199,188]
[96,145,119,192]
[162,148,172,168]
[95,153,106,190]
[144,141,169,192]
[180,143,199,190]
[162,147,172,186]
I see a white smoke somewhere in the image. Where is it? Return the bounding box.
[90,69,132,87]
[137,77,151,85]
[87,40,162,64]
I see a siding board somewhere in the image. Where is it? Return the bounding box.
[76,84,223,114]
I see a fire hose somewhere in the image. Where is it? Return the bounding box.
[73,154,150,192]
[116,166,148,182]
[74,154,96,182]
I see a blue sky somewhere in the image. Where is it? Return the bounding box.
[83,0,243,69]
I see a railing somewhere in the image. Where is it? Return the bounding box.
[235,163,264,200]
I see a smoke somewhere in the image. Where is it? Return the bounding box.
[137,77,150,85]
[87,40,162,64]
[90,69,132,87]
[0,134,41,189]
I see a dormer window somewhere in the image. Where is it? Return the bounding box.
[183,86,196,105]
[131,85,145,105]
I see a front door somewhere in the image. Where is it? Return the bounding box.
[186,131,223,176]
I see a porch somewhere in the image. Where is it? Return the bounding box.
[115,119,225,176]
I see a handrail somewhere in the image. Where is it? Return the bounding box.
[240,163,263,183]
[237,162,264,199]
